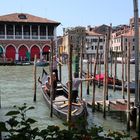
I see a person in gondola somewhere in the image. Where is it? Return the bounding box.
[52,55,63,81]
[67,72,94,103]
[52,72,57,100]
[44,76,51,96]
[38,76,51,96]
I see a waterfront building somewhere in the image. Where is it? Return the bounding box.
[0,13,60,63]
[60,26,105,60]
[61,26,86,55]
[85,26,105,60]
[111,25,135,58]
[111,18,140,58]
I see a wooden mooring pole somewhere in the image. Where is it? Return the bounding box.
[121,35,125,99]
[86,54,90,95]
[126,42,130,131]
[98,53,101,88]
[50,39,54,118]
[92,37,100,112]
[103,35,107,118]
[90,54,92,78]
[113,51,117,92]
[79,38,83,99]
[0,89,1,108]
[133,0,140,136]
[67,36,72,129]
[109,23,113,78]
[33,55,37,102]
[106,27,110,100]
[125,48,127,82]
[58,46,62,82]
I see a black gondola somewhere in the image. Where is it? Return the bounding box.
[39,69,87,122]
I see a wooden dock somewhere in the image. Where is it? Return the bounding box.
[87,98,135,112]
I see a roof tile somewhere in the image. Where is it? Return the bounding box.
[0,13,60,25]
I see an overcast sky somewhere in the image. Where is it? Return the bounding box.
[0,0,139,35]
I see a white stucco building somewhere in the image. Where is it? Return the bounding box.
[85,30,105,60]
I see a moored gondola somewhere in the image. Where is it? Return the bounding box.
[82,72,135,93]
[39,69,87,122]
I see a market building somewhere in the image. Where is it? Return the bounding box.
[0,13,60,63]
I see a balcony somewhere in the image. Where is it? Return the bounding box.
[0,35,54,40]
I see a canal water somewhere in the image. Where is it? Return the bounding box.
[0,64,137,139]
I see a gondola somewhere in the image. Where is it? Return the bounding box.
[94,74,135,93]
[36,59,49,67]
[82,72,135,93]
[39,69,87,122]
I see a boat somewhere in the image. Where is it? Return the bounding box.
[117,57,135,64]
[36,59,49,67]
[94,74,122,86]
[15,61,31,66]
[83,59,105,64]
[39,69,87,122]
[95,74,135,93]
[82,72,135,93]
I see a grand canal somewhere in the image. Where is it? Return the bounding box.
[0,63,136,138]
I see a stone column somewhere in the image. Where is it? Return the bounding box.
[4,24,7,39]
[30,25,32,39]
[22,25,24,39]
[38,25,40,40]
[46,26,48,39]
[13,25,15,39]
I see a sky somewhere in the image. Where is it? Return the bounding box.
[0,0,139,35]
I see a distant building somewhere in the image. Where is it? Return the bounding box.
[0,13,60,62]
[92,24,110,35]
[85,28,105,60]
[61,26,86,55]
[60,26,106,60]
[111,18,140,58]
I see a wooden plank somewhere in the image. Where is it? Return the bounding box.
[72,102,81,106]
[72,108,78,115]
[60,103,68,108]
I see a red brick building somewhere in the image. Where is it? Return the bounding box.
[0,13,60,62]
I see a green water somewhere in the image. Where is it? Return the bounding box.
[0,64,137,139]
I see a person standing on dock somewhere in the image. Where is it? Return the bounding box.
[67,72,94,103]
[52,55,63,81]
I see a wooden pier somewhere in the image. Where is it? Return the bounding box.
[87,98,135,112]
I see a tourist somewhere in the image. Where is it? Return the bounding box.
[67,72,94,103]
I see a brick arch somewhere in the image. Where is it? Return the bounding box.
[42,45,50,61]
[42,45,50,53]
[30,45,40,60]
[5,45,16,61]
[18,45,28,61]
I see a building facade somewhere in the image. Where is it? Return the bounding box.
[62,26,86,55]
[111,18,140,58]
[85,29,105,60]
[61,26,105,60]
[0,13,60,62]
